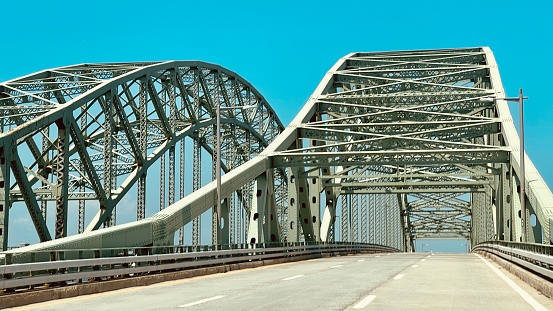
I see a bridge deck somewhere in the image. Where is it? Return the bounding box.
[5,253,552,310]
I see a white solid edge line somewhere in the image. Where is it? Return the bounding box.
[179,295,225,308]
[283,274,305,281]
[394,274,404,280]
[477,254,548,311]
[353,295,377,309]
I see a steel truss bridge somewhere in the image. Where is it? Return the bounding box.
[1,47,552,262]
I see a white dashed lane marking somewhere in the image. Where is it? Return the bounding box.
[282,275,304,281]
[353,295,377,309]
[179,295,225,308]
[394,274,404,280]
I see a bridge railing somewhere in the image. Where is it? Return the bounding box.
[0,242,398,291]
[473,241,553,280]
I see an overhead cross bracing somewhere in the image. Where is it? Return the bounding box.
[268,47,553,248]
[2,47,553,262]
[269,48,511,248]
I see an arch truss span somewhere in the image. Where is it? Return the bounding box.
[0,61,285,251]
[4,47,553,261]
[267,47,553,250]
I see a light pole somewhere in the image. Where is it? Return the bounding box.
[481,89,528,242]
[214,104,256,244]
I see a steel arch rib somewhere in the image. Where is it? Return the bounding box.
[0,61,282,145]
[0,61,284,255]
[484,48,553,241]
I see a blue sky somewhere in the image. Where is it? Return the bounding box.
[1,0,551,251]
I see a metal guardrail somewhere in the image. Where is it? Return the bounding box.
[0,242,398,292]
[473,241,553,280]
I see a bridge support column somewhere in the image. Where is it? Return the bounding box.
[248,171,280,244]
[54,118,70,238]
[212,123,219,246]
[384,195,393,248]
[398,194,412,252]
[41,127,49,225]
[526,202,542,243]
[300,169,315,241]
[320,165,338,242]
[320,195,337,242]
[376,195,384,245]
[0,146,10,250]
[368,194,375,243]
[220,198,230,246]
[248,172,265,244]
[225,139,235,244]
[471,190,494,245]
[287,166,315,242]
[351,194,359,242]
[137,77,148,222]
[307,114,322,242]
[361,194,368,243]
[512,173,523,242]
[341,194,349,242]
[192,134,201,247]
[497,164,513,241]
[78,115,86,233]
[266,170,281,243]
[178,139,185,244]
[308,171,321,242]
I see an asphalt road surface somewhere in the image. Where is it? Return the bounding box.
[6,253,553,310]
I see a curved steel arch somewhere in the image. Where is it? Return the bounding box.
[485,48,553,243]
[0,61,284,250]
[264,47,553,249]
